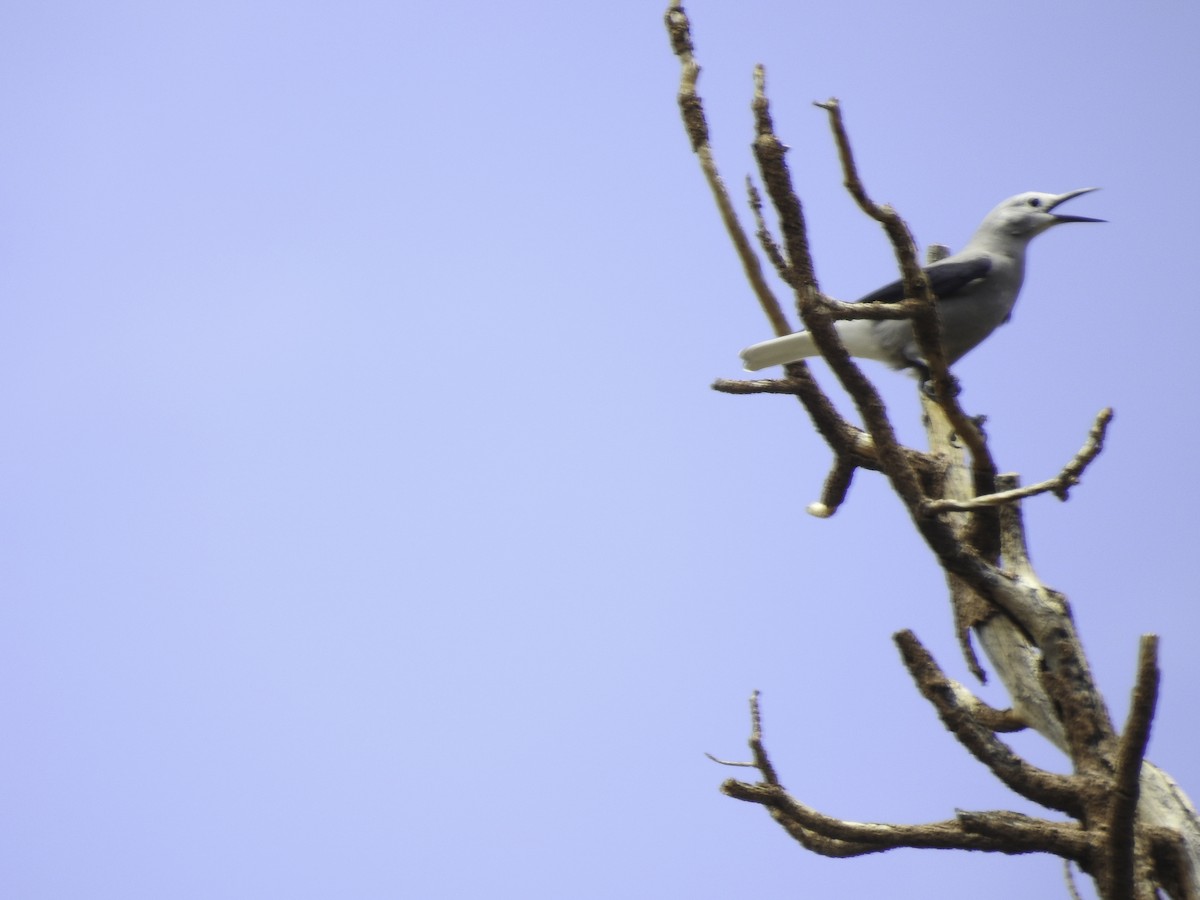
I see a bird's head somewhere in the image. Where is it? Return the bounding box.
[977,188,1104,246]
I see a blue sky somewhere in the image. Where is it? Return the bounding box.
[1,2,1198,898]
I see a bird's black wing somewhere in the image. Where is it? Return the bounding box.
[855,256,993,304]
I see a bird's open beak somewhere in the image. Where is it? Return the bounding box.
[1048,187,1105,223]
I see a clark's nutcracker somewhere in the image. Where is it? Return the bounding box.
[740,189,1102,374]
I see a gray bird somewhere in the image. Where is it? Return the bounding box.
[739,189,1103,375]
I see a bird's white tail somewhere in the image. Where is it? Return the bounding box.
[740,332,818,371]
[740,321,888,371]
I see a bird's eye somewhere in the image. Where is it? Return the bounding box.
[1028,197,1042,207]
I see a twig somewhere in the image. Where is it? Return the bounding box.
[817,296,929,321]
[1053,407,1114,499]
[814,100,929,308]
[750,66,818,316]
[1065,860,1085,900]
[705,752,758,768]
[813,457,856,517]
[747,179,791,283]
[747,691,779,785]
[923,409,1114,514]
[712,376,822,395]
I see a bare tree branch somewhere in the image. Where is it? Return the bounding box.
[1106,636,1162,899]
[814,456,856,517]
[746,178,790,283]
[952,810,1091,859]
[895,630,1083,816]
[923,408,1114,514]
[1066,861,1086,900]
[704,752,758,768]
[665,3,791,339]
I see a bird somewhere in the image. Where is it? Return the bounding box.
[739,189,1103,375]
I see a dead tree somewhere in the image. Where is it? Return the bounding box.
[664,4,1200,897]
